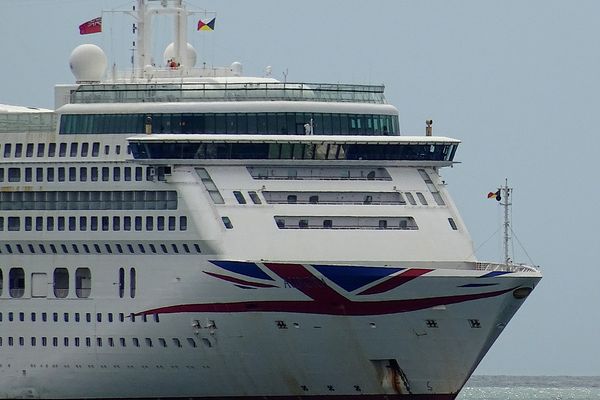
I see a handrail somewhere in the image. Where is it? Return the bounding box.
[70,82,387,104]
[474,262,540,273]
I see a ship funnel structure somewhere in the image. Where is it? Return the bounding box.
[69,44,108,83]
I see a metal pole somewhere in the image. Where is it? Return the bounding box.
[501,178,511,265]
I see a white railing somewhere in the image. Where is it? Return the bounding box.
[474,262,540,273]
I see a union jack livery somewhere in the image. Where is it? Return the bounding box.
[0,1,540,399]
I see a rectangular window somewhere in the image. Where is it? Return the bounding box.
[168,216,176,231]
[48,143,56,157]
[59,143,67,157]
[248,191,262,204]
[146,216,153,231]
[70,142,78,157]
[26,143,34,157]
[58,167,65,182]
[135,216,142,231]
[123,216,131,231]
[91,142,100,157]
[80,167,87,181]
[91,167,98,181]
[69,167,76,181]
[47,168,54,182]
[102,167,109,181]
[36,167,43,182]
[233,191,247,204]
[37,143,45,157]
[222,216,233,229]
[25,168,32,182]
[448,218,458,230]
[7,217,20,231]
[8,168,20,182]
[15,143,22,157]
[124,167,131,181]
[179,216,187,231]
[3,144,10,158]
[81,142,89,157]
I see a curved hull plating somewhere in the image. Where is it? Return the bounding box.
[0,259,540,399]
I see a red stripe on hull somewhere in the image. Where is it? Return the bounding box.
[140,287,515,316]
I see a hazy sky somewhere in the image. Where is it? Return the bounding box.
[1,0,598,376]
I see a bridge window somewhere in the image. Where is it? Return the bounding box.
[60,112,399,136]
[130,142,456,162]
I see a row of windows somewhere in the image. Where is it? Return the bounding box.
[60,112,400,136]
[0,267,91,299]
[0,311,157,323]
[247,166,392,181]
[234,190,433,206]
[131,142,457,162]
[261,191,414,206]
[274,216,419,230]
[0,336,203,349]
[0,241,201,256]
[0,191,178,211]
[0,215,187,232]
[50,267,91,298]
[0,142,125,159]
[233,191,261,205]
[0,166,152,183]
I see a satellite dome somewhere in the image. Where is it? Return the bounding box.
[163,42,197,67]
[69,44,107,83]
[230,61,243,77]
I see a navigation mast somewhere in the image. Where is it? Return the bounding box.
[133,0,190,78]
[500,178,512,266]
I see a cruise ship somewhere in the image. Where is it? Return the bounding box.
[0,1,541,399]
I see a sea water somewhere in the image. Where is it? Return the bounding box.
[457,376,600,400]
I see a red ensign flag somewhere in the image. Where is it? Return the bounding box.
[79,17,102,35]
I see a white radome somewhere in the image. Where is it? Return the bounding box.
[163,42,197,67]
[69,44,107,83]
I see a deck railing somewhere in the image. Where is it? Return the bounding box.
[70,82,387,104]
[474,262,540,273]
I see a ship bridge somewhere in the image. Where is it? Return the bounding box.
[128,134,459,167]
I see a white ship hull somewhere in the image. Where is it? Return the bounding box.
[0,256,539,399]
